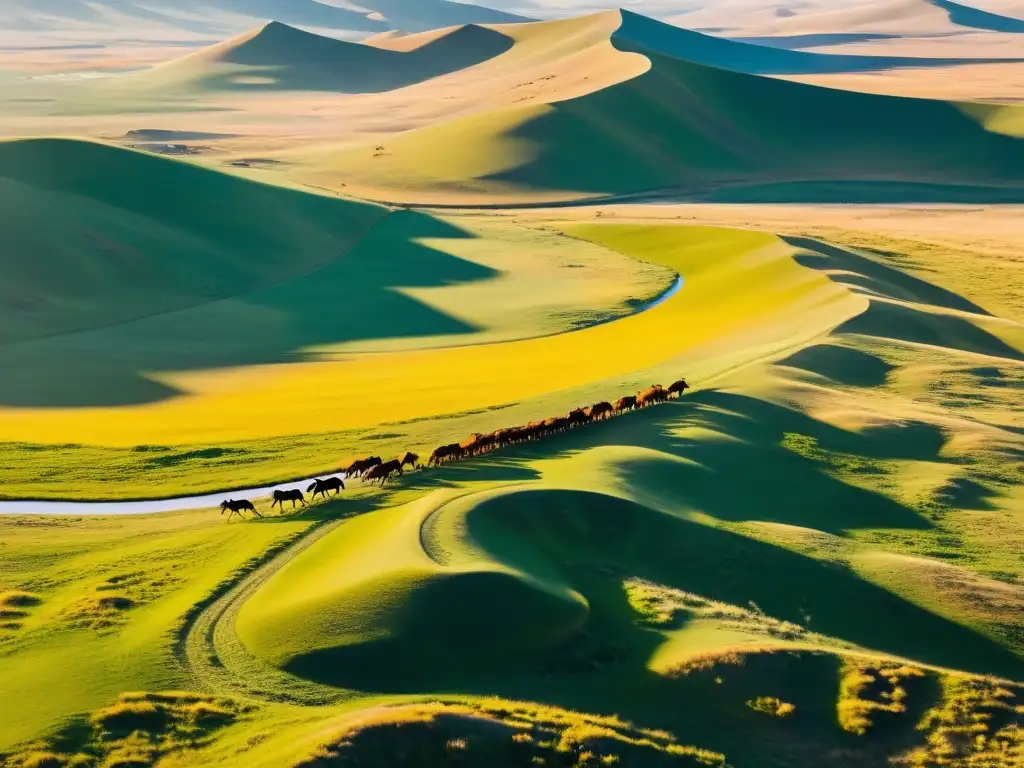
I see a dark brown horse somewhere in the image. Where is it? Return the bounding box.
[461,432,497,456]
[667,378,690,397]
[567,407,590,427]
[614,395,637,412]
[637,385,669,407]
[220,499,260,521]
[365,459,403,485]
[344,456,382,478]
[271,489,307,510]
[307,477,344,501]
[586,401,614,420]
[399,452,420,470]
[429,443,463,466]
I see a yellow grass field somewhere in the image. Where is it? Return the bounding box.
[0,225,861,446]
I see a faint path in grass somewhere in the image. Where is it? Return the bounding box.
[177,515,352,705]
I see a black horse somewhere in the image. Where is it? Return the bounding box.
[271,489,307,510]
[307,477,344,501]
[220,499,260,521]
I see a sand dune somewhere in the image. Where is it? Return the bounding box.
[121,20,516,94]
[613,8,1017,74]
[279,12,1024,204]
[0,0,529,54]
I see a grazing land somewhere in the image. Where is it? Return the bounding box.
[0,4,1021,767]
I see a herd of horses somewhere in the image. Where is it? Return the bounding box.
[220,378,689,520]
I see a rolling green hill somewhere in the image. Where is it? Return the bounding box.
[0,138,386,346]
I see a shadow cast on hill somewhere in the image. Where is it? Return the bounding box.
[785,236,991,315]
[480,46,1024,202]
[785,236,1022,362]
[615,11,1022,76]
[289,482,1020,762]
[0,210,502,407]
[688,179,1024,204]
[775,343,895,387]
[926,0,1024,33]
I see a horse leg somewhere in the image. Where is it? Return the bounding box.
[251,507,263,518]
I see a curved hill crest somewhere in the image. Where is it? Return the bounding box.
[611,8,1021,74]
[284,9,1024,204]
[123,19,517,93]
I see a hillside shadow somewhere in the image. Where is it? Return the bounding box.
[449,388,944,534]
[926,0,1024,33]
[785,236,991,315]
[291,485,1020,752]
[691,179,1024,204]
[0,211,503,407]
[616,12,1020,76]
[786,236,1022,361]
[837,301,1023,361]
[775,343,895,387]
[207,23,514,94]
[480,44,1024,201]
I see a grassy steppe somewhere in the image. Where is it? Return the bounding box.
[0,211,1020,767]
[0,219,860,496]
[0,138,385,346]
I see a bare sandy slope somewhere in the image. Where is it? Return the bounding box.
[4,7,1023,174]
[0,0,528,75]
[0,12,649,155]
[671,0,1024,47]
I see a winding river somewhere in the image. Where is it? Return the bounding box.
[0,276,683,516]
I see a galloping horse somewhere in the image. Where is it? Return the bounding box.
[615,395,638,412]
[344,456,382,478]
[307,477,344,501]
[271,489,307,510]
[429,443,462,466]
[365,459,403,485]
[220,499,260,521]
[399,452,420,470]
[637,385,670,407]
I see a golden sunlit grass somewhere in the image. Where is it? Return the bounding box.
[905,675,1022,767]
[747,697,796,717]
[296,700,726,768]
[0,224,859,448]
[838,660,927,735]
[3,692,247,768]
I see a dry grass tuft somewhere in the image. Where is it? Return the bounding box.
[2,691,246,768]
[662,649,754,679]
[295,700,726,767]
[624,579,811,642]
[838,660,926,736]
[899,675,1022,767]
[747,697,796,718]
